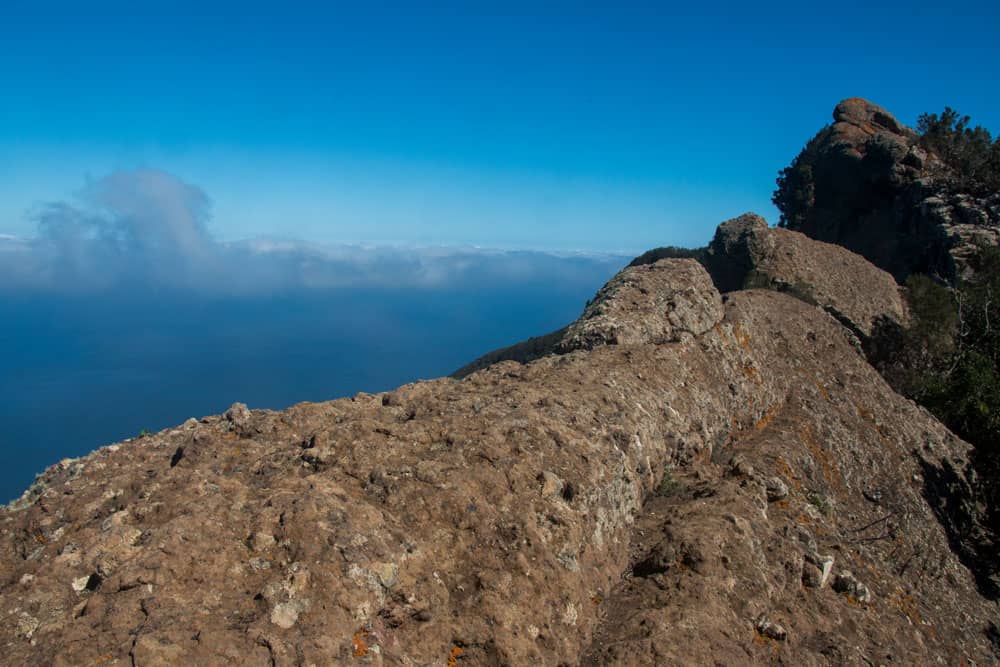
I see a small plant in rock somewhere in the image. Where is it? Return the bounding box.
[656,469,681,497]
[807,491,832,515]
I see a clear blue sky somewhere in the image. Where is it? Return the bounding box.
[2,0,999,253]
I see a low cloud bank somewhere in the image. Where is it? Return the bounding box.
[1,169,627,293]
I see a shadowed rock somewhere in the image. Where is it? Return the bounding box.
[775,97,1000,282]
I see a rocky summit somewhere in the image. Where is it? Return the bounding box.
[3,214,998,666]
[774,97,1000,283]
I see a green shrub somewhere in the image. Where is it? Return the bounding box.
[656,468,681,497]
[773,130,826,230]
[917,108,1000,195]
[869,248,1000,579]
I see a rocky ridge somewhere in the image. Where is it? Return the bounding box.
[2,222,999,665]
[454,212,907,379]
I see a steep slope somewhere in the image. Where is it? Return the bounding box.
[2,256,997,665]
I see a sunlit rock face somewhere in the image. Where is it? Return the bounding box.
[701,212,907,337]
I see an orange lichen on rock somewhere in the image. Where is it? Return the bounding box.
[753,404,780,431]
[733,323,753,352]
[352,630,369,657]
[813,379,830,401]
[773,456,803,491]
[447,646,464,666]
[799,424,841,488]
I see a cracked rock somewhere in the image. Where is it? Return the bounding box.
[756,613,788,641]
[765,476,789,502]
[833,570,872,604]
[802,552,835,588]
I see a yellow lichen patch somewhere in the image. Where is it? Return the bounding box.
[94,654,113,665]
[447,646,464,666]
[352,630,369,657]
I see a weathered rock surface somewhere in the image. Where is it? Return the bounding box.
[776,97,1000,282]
[558,259,723,350]
[702,213,907,336]
[2,258,998,665]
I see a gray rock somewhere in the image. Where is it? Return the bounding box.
[559,259,724,351]
[224,402,252,435]
[765,476,789,502]
[755,613,787,641]
[14,612,39,640]
[833,570,872,604]
[802,552,835,588]
[701,212,907,336]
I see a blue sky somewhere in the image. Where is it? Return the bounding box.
[2,1,999,252]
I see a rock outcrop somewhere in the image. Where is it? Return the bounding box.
[455,213,907,380]
[558,259,723,350]
[775,97,1000,282]
[701,213,907,337]
[3,247,997,664]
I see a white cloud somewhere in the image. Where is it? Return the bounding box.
[1,169,627,293]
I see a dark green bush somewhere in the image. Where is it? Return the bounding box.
[917,108,1000,195]
[773,130,826,230]
[869,248,1000,578]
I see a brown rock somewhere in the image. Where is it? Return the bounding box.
[703,212,907,336]
[559,258,723,350]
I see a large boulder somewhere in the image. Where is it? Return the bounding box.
[775,97,1000,282]
[558,259,723,351]
[702,213,907,337]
